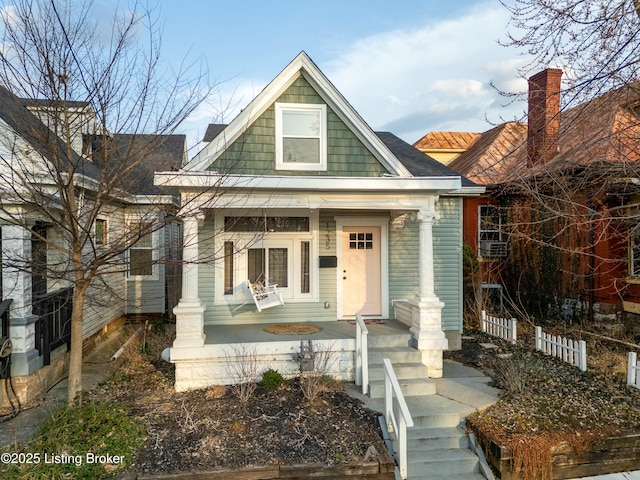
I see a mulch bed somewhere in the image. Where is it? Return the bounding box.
[450,330,640,480]
[86,327,388,477]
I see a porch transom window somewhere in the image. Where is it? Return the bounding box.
[224,216,309,233]
[275,102,327,171]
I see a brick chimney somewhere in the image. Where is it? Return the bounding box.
[527,68,562,167]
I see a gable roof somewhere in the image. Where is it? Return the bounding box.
[0,85,182,199]
[202,124,227,143]
[448,82,640,187]
[413,131,481,152]
[186,51,412,177]
[110,134,186,195]
[377,131,476,187]
[448,123,527,186]
[0,85,103,182]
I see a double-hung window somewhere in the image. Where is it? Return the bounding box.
[478,205,507,258]
[128,222,155,278]
[275,103,327,171]
[479,205,502,243]
[95,219,107,245]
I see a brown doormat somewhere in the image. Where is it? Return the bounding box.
[263,323,323,335]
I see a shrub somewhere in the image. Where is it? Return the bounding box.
[224,344,258,402]
[261,368,285,391]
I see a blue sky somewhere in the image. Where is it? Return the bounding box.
[152,0,531,150]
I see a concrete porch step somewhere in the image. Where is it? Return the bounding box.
[410,471,486,480]
[368,346,423,364]
[407,447,480,477]
[406,426,469,450]
[369,332,412,348]
[368,362,430,382]
[368,377,436,399]
[367,396,471,429]
[404,395,476,428]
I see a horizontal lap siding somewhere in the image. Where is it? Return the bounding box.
[209,75,389,177]
[125,224,171,315]
[389,220,419,310]
[388,198,463,333]
[200,216,336,325]
[433,197,463,333]
[81,209,126,337]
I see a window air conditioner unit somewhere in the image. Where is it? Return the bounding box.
[480,241,508,258]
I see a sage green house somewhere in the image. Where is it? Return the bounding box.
[155,52,482,391]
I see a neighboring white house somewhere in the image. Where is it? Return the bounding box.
[155,52,483,391]
[0,87,184,406]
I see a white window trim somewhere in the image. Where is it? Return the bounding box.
[94,217,109,246]
[478,204,502,245]
[214,209,319,304]
[275,102,327,171]
[126,220,159,281]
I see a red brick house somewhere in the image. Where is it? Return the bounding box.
[440,69,640,329]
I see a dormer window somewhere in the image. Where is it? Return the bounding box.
[275,103,327,171]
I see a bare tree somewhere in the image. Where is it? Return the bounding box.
[466,2,640,323]
[0,0,212,404]
[501,0,640,99]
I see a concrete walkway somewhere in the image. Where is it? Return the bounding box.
[0,327,128,448]
[348,358,640,480]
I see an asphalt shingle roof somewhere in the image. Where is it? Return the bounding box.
[376,131,476,186]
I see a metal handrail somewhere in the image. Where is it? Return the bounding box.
[354,312,369,396]
[34,287,73,365]
[383,358,414,480]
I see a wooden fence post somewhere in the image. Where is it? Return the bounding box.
[578,340,587,372]
[629,352,639,388]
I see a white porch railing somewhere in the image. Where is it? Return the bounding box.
[481,310,517,344]
[354,312,369,396]
[628,352,640,389]
[535,326,587,371]
[383,358,414,480]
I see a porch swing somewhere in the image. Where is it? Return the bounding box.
[247,280,284,312]
[246,212,285,312]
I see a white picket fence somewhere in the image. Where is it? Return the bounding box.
[535,326,587,371]
[481,310,517,343]
[628,352,640,389]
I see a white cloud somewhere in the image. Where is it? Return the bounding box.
[181,0,533,150]
[322,1,531,142]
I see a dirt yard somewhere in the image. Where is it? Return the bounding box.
[86,324,388,476]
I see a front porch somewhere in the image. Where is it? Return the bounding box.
[169,319,412,391]
[202,318,410,345]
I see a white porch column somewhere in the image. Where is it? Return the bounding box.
[172,211,206,349]
[410,207,448,378]
[2,225,41,375]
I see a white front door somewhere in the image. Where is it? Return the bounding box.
[342,226,381,316]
